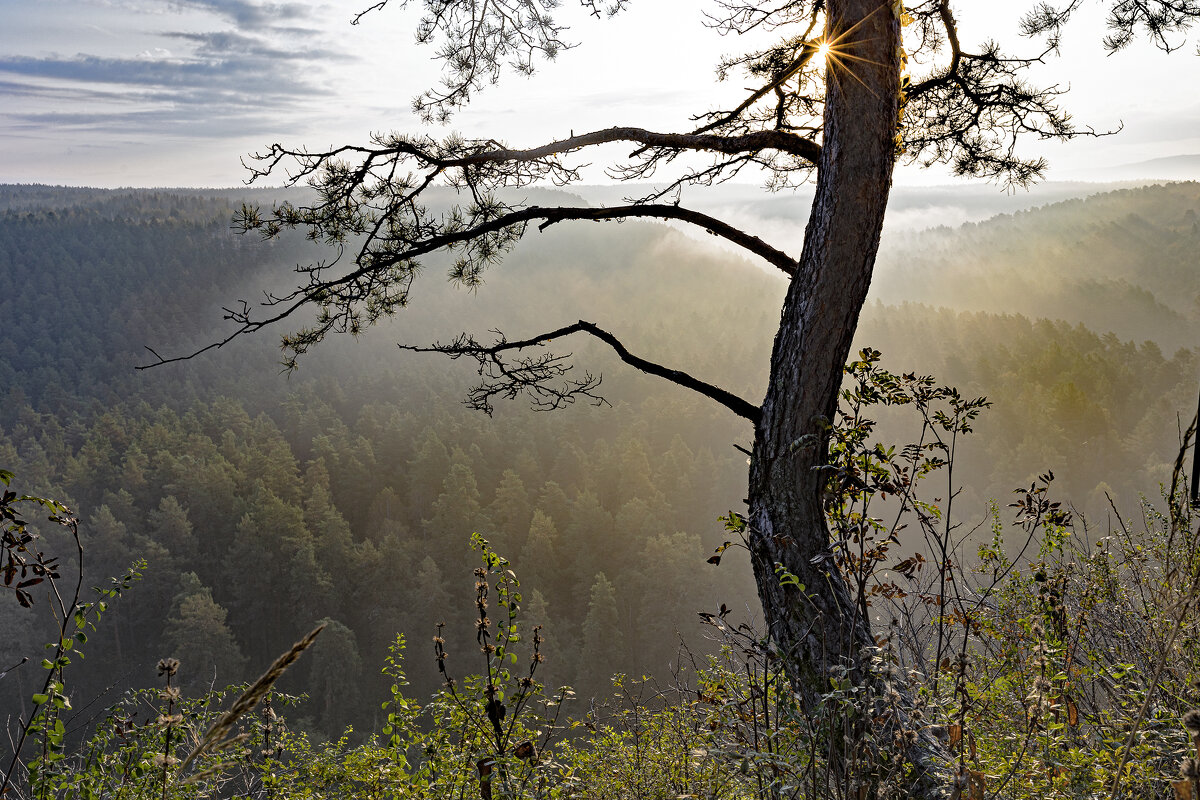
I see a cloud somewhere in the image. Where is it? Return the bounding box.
[160,29,346,62]
[79,0,317,30]
[0,52,324,97]
[1,0,389,183]
[0,34,335,142]
[168,0,315,28]
[0,0,358,145]
[0,79,134,103]
[4,106,291,139]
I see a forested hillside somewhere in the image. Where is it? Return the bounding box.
[1,182,1196,739]
[873,181,1200,350]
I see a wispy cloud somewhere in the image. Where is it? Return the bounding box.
[161,29,345,62]
[0,53,331,134]
[6,107,293,140]
[168,0,315,28]
[0,53,324,91]
[0,0,350,144]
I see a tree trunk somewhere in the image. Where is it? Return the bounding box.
[747,1,951,795]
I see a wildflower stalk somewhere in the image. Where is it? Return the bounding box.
[157,658,180,799]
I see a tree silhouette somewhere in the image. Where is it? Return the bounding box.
[144,1,1200,794]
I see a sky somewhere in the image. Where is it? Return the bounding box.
[2,0,1200,188]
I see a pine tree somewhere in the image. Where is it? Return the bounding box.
[422,462,483,564]
[147,495,195,563]
[629,531,712,670]
[563,490,614,613]
[522,587,571,691]
[653,434,695,503]
[364,485,404,542]
[615,437,658,505]
[486,469,532,554]
[611,497,666,579]
[163,578,247,690]
[85,505,133,584]
[225,484,332,658]
[307,617,364,735]
[579,572,624,697]
[534,481,571,532]
[398,555,456,663]
[519,509,559,600]
[303,463,359,619]
[406,429,450,522]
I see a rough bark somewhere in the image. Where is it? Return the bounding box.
[747,0,952,795]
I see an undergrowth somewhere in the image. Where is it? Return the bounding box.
[4,352,1200,800]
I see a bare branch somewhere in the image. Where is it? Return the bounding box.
[400,320,762,422]
[243,127,821,192]
[445,126,823,166]
[136,202,796,371]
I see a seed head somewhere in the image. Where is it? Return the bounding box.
[1184,709,1200,733]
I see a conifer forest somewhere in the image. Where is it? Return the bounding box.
[2,177,1199,797]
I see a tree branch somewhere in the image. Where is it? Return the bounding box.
[137,203,796,371]
[245,126,821,187]
[438,127,822,166]
[693,3,824,137]
[399,321,762,423]
[906,0,963,100]
[899,1,1108,186]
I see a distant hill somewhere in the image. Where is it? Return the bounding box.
[872,181,1200,351]
[1090,154,1200,182]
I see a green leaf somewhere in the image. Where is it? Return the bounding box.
[31,693,49,705]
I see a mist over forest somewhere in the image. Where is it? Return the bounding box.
[1,179,1197,742]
